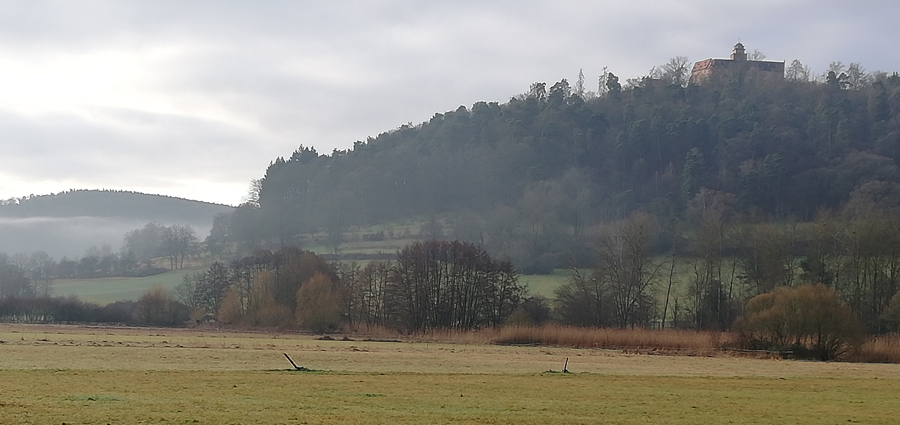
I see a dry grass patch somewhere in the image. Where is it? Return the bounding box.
[4,324,900,423]
[7,323,900,377]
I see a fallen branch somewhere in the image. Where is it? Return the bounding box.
[283,353,309,371]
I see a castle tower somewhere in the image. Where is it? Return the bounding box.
[731,42,747,61]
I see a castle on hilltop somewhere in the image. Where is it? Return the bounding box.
[689,43,784,84]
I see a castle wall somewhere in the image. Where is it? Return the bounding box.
[689,58,785,84]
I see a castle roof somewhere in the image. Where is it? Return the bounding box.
[689,43,785,83]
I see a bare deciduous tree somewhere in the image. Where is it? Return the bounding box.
[161,225,197,269]
[390,240,522,332]
[785,59,811,82]
[596,212,664,328]
[748,50,766,61]
[658,56,691,87]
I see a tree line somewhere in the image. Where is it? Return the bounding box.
[172,241,524,333]
[551,199,900,336]
[0,295,142,324]
[0,189,231,222]
[0,222,199,299]
[122,222,199,269]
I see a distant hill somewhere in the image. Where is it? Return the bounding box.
[209,66,900,271]
[0,190,234,258]
[0,189,233,221]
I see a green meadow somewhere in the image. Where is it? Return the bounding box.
[52,267,203,305]
[50,266,571,305]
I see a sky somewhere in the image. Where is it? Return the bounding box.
[0,1,897,206]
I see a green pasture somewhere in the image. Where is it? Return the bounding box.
[52,268,571,305]
[520,269,575,298]
[48,263,685,307]
[519,259,706,303]
[52,267,203,305]
[303,219,427,256]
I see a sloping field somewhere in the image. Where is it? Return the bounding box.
[1,324,899,424]
[52,268,203,304]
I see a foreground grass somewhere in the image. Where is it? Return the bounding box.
[2,370,898,424]
[3,324,900,424]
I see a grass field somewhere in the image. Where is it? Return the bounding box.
[51,265,571,305]
[520,269,574,299]
[2,324,900,424]
[52,267,204,305]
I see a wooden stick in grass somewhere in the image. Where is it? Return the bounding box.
[283,353,301,370]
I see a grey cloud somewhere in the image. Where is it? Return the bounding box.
[0,108,271,197]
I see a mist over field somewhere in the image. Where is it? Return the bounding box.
[0,216,212,258]
[0,190,230,258]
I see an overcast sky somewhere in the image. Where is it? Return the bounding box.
[0,1,897,206]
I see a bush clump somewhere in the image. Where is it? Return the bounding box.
[735,284,865,361]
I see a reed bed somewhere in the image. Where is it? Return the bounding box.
[492,324,733,352]
[348,324,900,363]
[347,324,498,344]
[349,323,734,353]
[849,334,900,363]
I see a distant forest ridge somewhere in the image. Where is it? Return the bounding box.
[199,60,900,270]
[0,190,233,222]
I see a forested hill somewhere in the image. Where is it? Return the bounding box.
[215,66,900,270]
[0,190,233,222]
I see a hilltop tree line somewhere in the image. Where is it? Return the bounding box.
[0,189,232,221]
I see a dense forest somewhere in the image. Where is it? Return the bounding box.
[194,59,900,340]
[209,61,900,270]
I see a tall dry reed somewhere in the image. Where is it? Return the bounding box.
[493,324,732,352]
[347,324,498,344]
[848,334,900,363]
[348,324,900,363]
[350,323,734,352]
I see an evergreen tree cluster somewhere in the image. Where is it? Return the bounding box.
[213,66,900,271]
